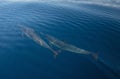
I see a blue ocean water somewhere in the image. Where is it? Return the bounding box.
[0,2,120,79]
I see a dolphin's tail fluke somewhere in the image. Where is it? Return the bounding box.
[53,50,62,58]
[92,53,98,60]
[53,51,58,58]
[48,48,59,58]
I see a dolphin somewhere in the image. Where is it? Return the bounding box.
[40,32,98,59]
[19,25,58,57]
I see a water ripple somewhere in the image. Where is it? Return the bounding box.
[0,2,120,79]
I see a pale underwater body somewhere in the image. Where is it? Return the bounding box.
[19,25,98,59]
[19,25,58,56]
[40,32,98,59]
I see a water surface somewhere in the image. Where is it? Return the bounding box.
[0,2,120,79]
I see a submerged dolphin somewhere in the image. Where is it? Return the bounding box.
[40,32,98,59]
[19,25,58,57]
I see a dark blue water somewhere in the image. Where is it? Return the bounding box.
[0,2,120,79]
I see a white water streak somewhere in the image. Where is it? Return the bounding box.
[3,0,120,8]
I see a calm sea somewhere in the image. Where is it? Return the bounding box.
[0,2,120,79]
